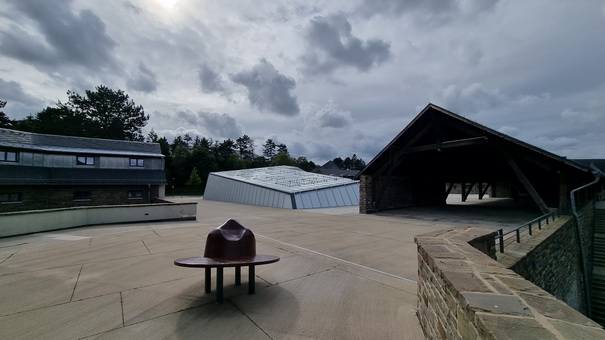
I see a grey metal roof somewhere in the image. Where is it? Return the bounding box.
[0,128,163,157]
[209,166,358,194]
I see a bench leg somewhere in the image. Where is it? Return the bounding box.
[235,266,241,286]
[248,265,255,295]
[216,267,224,303]
[205,267,211,294]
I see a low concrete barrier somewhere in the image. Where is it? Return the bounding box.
[0,202,197,237]
[415,227,605,339]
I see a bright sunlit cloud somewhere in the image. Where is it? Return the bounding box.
[155,0,180,8]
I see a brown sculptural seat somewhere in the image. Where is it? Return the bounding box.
[174,219,279,302]
[203,219,256,259]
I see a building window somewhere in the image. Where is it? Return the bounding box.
[76,156,95,166]
[129,158,144,167]
[0,150,18,162]
[0,193,22,204]
[73,191,92,201]
[128,190,143,199]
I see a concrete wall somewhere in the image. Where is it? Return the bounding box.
[415,226,605,339]
[0,202,197,237]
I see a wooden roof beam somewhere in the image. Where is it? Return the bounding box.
[500,149,550,214]
[393,136,489,155]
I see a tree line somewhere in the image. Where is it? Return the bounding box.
[1,85,365,194]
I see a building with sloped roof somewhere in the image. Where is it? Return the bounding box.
[0,128,167,212]
[357,103,604,214]
[204,166,359,209]
[314,160,359,179]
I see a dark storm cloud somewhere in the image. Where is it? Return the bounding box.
[176,110,243,139]
[300,14,391,76]
[0,79,44,107]
[230,58,300,116]
[0,79,45,118]
[295,141,338,161]
[0,0,119,74]
[198,63,229,95]
[127,63,158,93]
[357,0,499,22]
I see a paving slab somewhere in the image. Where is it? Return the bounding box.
[73,251,199,300]
[0,264,81,316]
[0,293,123,340]
[232,268,424,339]
[121,275,224,325]
[87,301,271,340]
[0,238,150,275]
[0,198,482,339]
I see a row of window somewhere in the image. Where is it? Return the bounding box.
[1,150,145,167]
[0,192,22,203]
[77,156,145,167]
[0,191,144,204]
[0,150,18,162]
[74,191,144,200]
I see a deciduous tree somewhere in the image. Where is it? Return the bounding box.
[0,101,11,128]
[59,85,149,141]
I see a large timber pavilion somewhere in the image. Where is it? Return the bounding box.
[357,103,601,214]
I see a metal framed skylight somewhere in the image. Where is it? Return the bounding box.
[210,166,357,193]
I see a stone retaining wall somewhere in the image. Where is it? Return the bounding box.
[415,227,605,339]
[498,216,586,313]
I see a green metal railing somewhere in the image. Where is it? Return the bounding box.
[495,209,560,253]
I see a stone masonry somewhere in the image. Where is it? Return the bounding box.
[415,227,605,339]
[499,216,586,313]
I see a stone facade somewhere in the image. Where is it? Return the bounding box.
[359,174,443,213]
[359,175,373,213]
[0,185,160,213]
[415,226,605,339]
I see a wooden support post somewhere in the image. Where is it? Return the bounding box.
[501,150,550,214]
[461,183,466,202]
[464,183,475,201]
[444,182,454,201]
[479,183,490,199]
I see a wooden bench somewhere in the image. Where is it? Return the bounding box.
[174,219,279,302]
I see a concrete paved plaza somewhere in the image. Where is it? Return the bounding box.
[0,198,538,339]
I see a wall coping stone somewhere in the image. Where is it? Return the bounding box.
[415,226,605,339]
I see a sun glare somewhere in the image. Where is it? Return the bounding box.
[156,0,180,8]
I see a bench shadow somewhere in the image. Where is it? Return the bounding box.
[174,283,299,338]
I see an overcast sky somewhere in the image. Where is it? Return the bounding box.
[1,0,604,164]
